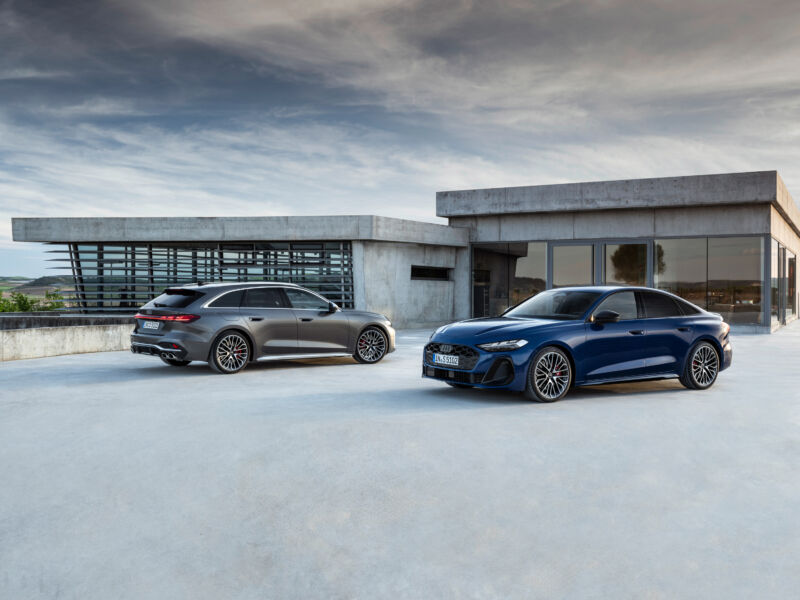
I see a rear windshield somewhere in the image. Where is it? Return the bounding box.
[151,289,203,308]
[504,289,602,320]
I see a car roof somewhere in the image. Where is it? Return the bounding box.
[549,286,671,293]
[174,281,301,291]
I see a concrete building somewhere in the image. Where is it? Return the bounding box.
[12,170,800,331]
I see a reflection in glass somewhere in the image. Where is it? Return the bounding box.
[771,239,780,325]
[605,244,646,285]
[472,244,510,317]
[552,245,594,288]
[708,237,763,325]
[788,251,797,318]
[654,238,707,308]
[511,242,546,306]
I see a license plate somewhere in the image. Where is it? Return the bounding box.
[141,320,160,330]
[433,353,459,366]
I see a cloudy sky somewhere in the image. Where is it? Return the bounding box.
[2,0,800,276]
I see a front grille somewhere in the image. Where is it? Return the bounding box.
[424,343,479,370]
[423,366,485,384]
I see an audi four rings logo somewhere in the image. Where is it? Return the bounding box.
[440,344,452,353]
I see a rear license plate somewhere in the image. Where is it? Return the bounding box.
[141,320,160,330]
[433,353,459,366]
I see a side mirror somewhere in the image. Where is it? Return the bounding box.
[327,301,339,313]
[593,310,620,324]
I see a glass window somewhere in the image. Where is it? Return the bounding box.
[208,290,243,308]
[284,288,329,310]
[771,239,780,325]
[505,289,602,320]
[654,238,707,308]
[150,288,203,308]
[788,251,797,318]
[511,242,546,306]
[593,291,638,320]
[708,237,763,325]
[640,291,682,318]
[553,245,594,288]
[605,244,646,285]
[472,244,511,317]
[243,288,286,308]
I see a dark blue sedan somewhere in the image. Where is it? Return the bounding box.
[423,286,732,402]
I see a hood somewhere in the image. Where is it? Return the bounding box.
[431,317,563,341]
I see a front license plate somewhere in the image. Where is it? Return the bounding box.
[433,353,459,367]
[141,320,160,330]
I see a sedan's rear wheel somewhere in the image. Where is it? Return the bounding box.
[525,346,572,402]
[209,331,250,374]
[353,327,388,363]
[681,341,719,390]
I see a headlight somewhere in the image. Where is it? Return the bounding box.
[477,339,529,352]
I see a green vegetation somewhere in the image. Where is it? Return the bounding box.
[0,290,65,312]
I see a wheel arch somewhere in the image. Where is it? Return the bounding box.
[209,326,256,362]
[530,340,578,387]
[683,334,723,372]
[352,322,390,352]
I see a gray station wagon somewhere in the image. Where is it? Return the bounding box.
[131,282,395,373]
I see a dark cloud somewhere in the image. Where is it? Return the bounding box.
[2,0,800,275]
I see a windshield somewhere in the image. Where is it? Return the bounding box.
[504,289,602,320]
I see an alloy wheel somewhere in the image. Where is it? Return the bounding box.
[532,351,571,400]
[691,343,718,387]
[356,328,387,363]
[215,333,249,373]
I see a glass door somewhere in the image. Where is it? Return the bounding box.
[551,244,594,288]
[603,243,647,285]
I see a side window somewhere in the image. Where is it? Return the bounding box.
[208,290,243,308]
[676,299,701,315]
[284,288,329,310]
[593,291,638,320]
[243,288,286,308]
[641,291,683,318]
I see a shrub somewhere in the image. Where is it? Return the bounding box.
[0,290,65,312]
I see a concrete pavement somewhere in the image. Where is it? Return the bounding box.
[1,327,799,599]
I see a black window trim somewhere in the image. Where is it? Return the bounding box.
[588,290,642,322]
[241,286,291,309]
[636,290,686,319]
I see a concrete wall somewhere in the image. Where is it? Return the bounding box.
[450,204,771,243]
[437,171,780,218]
[353,241,458,328]
[12,215,469,248]
[0,325,131,361]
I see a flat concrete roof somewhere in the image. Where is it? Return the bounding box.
[12,215,469,247]
[437,171,799,224]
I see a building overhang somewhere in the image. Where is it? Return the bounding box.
[11,215,470,248]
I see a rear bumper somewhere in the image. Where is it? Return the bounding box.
[721,339,733,371]
[130,331,210,361]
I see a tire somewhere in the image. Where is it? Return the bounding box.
[446,382,473,389]
[160,357,191,367]
[208,330,251,374]
[680,341,720,390]
[524,346,572,403]
[353,327,388,364]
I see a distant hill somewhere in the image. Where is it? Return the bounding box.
[21,275,73,288]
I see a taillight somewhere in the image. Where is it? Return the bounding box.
[135,313,201,323]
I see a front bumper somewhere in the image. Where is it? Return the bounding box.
[422,342,532,391]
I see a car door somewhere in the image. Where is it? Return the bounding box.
[240,287,298,356]
[637,290,694,374]
[283,287,350,353]
[580,290,649,381]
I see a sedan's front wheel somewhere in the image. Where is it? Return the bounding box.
[209,330,250,374]
[680,341,719,390]
[525,346,572,402]
[353,327,388,363]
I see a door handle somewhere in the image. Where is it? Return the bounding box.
[677,327,691,332]
[628,330,645,335]
[249,317,264,322]
[301,318,313,322]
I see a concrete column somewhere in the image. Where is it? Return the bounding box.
[453,246,471,320]
[351,241,366,310]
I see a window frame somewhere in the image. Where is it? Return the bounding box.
[241,286,290,309]
[282,286,331,311]
[637,290,685,319]
[588,290,642,322]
